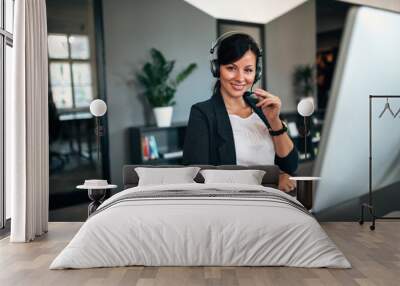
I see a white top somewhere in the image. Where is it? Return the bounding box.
[228,112,275,166]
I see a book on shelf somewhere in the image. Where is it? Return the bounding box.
[148,135,159,160]
[141,136,150,161]
[161,150,183,159]
[142,135,160,161]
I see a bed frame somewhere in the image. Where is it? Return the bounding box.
[122,165,316,209]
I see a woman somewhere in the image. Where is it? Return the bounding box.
[183,32,298,192]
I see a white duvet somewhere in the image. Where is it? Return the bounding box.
[50,183,351,269]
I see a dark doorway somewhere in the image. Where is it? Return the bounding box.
[47,0,109,221]
[316,0,351,111]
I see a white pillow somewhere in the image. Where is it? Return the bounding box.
[200,169,266,185]
[135,167,200,186]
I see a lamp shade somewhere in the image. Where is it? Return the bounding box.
[90,99,107,117]
[297,97,315,117]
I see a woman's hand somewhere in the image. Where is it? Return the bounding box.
[254,88,281,126]
[278,173,296,193]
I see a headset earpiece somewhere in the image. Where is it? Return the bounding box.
[209,31,240,79]
[210,59,220,78]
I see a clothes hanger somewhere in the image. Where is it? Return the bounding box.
[378,97,395,118]
[394,106,400,118]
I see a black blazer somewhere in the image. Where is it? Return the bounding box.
[183,92,299,174]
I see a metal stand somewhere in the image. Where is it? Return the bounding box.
[95,117,104,164]
[87,189,106,216]
[359,95,400,230]
[304,116,307,159]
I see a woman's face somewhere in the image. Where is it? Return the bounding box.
[219,50,257,98]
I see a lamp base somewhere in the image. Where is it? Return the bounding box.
[87,189,106,216]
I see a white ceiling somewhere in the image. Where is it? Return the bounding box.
[183,0,308,24]
[339,0,400,12]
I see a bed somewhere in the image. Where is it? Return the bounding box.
[50,165,350,269]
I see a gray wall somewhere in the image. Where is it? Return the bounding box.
[264,0,316,112]
[102,0,216,188]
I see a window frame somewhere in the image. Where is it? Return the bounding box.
[48,33,93,113]
[1,0,14,230]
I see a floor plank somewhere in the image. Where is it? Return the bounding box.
[0,222,399,286]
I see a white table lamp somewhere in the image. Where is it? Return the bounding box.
[76,99,113,216]
[90,99,107,117]
[297,97,315,159]
[89,99,107,163]
[297,97,314,117]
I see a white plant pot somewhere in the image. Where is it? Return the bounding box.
[153,106,173,127]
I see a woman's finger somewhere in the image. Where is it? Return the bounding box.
[256,97,276,105]
[283,181,296,192]
[256,98,278,108]
[253,88,273,95]
[254,90,274,99]
[254,91,282,108]
[283,185,292,192]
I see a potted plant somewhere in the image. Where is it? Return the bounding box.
[293,64,316,103]
[136,48,197,127]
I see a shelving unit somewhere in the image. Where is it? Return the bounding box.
[129,113,324,165]
[129,122,187,165]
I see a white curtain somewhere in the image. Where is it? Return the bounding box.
[7,0,49,242]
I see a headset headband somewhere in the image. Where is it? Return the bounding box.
[210,31,243,54]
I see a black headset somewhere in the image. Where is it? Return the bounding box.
[209,31,263,83]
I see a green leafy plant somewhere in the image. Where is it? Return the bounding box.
[136,48,197,107]
[293,64,315,102]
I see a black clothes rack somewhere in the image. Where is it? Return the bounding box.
[360,95,400,230]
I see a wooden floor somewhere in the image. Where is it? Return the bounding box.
[0,222,399,286]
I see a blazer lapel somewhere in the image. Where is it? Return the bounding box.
[211,93,236,164]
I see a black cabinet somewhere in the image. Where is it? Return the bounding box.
[130,123,187,165]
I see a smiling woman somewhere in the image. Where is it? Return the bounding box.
[183,32,299,193]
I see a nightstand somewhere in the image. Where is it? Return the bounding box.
[289,176,321,210]
[77,180,117,216]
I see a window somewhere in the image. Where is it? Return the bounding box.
[1,0,15,229]
[48,33,93,110]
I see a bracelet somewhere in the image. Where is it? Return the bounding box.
[268,121,287,136]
